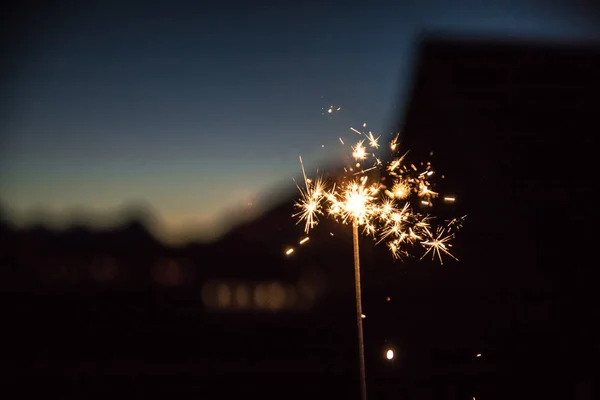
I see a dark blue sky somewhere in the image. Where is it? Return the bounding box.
[1,0,598,243]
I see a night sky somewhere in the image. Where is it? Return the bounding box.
[1,0,598,243]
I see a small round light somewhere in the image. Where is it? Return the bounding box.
[386,349,394,360]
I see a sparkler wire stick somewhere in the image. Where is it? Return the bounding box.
[291,121,465,400]
[353,220,367,400]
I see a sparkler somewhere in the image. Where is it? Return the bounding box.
[292,123,465,400]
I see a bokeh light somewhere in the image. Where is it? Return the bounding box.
[386,349,394,360]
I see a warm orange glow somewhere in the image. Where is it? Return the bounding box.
[217,284,231,307]
[203,280,302,312]
[234,284,250,308]
[285,248,294,255]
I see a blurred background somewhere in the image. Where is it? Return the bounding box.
[1,1,599,399]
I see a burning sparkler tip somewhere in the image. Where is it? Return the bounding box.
[292,117,463,265]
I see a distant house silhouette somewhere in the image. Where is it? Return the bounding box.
[396,35,599,392]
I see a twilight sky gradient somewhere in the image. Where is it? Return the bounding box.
[1,0,599,243]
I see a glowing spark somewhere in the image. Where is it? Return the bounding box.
[352,140,368,161]
[476,353,482,358]
[388,240,401,258]
[390,180,411,199]
[420,227,458,264]
[390,133,400,151]
[299,237,309,245]
[388,160,401,173]
[350,127,362,135]
[444,196,455,202]
[285,248,294,255]
[339,137,345,145]
[377,201,411,245]
[387,150,409,173]
[353,165,378,176]
[365,131,380,148]
[293,156,326,233]
[447,215,467,233]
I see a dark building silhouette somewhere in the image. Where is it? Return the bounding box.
[395,34,600,399]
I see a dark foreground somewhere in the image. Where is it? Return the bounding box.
[1,290,594,400]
